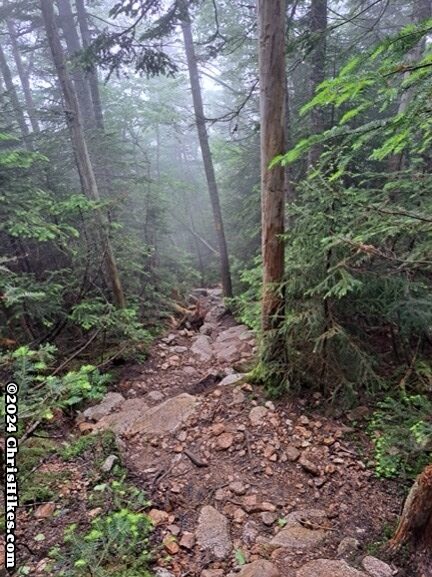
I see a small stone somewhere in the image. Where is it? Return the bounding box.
[155,570,175,577]
[101,454,118,473]
[34,502,56,519]
[168,524,181,536]
[201,570,224,577]
[361,556,393,577]
[285,446,301,462]
[249,406,268,426]
[261,511,277,526]
[299,456,320,476]
[179,532,195,550]
[147,390,165,402]
[337,537,360,559]
[299,415,310,425]
[163,536,179,555]
[233,508,247,524]
[88,507,102,518]
[229,481,246,495]
[148,509,169,526]
[78,422,95,434]
[211,423,225,436]
[237,560,280,577]
[219,373,245,386]
[217,432,234,450]
[83,392,125,421]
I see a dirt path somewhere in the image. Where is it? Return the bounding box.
[76,288,403,577]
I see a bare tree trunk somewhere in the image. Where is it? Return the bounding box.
[6,19,40,134]
[258,0,286,335]
[307,0,327,168]
[389,464,432,575]
[56,0,95,127]
[75,0,104,130]
[180,5,233,299]
[40,0,125,309]
[0,44,30,147]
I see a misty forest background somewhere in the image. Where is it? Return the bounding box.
[1,0,432,573]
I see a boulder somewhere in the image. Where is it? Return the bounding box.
[83,392,125,421]
[196,505,232,559]
[270,509,329,550]
[191,335,214,362]
[297,559,368,577]
[361,556,393,577]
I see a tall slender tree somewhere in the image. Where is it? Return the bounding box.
[0,43,31,146]
[180,3,233,299]
[6,19,40,133]
[56,0,95,127]
[307,0,327,168]
[75,0,104,130]
[258,0,286,340]
[40,0,125,308]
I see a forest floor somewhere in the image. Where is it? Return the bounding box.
[15,288,409,577]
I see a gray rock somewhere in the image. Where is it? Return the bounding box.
[200,323,214,336]
[337,537,361,559]
[285,446,301,462]
[191,335,214,362]
[83,392,125,421]
[94,397,149,435]
[147,390,165,402]
[196,505,232,560]
[171,345,188,354]
[361,556,393,577]
[155,570,175,577]
[219,373,245,386]
[296,559,368,577]
[249,406,268,426]
[213,341,240,363]
[237,560,280,577]
[101,454,118,473]
[242,520,259,545]
[125,393,198,437]
[270,509,329,550]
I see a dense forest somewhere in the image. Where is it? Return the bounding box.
[0,0,431,576]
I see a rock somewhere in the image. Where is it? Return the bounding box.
[201,570,224,577]
[219,373,245,386]
[148,509,169,526]
[297,559,368,577]
[196,505,232,559]
[337,537,361,559]
[167,524,181,536]
[347,406,370,421]
[242,521,259,544]
[101,454,118,473]
[200,323,214,336]
[238,560,280,577]
[125,393,198,437]
[94,397,150,435]
[34,502,56,519]
[249,406,268,426]
[147,390,165,402]
[229,481,246,496]
[163,536,179,555]
[83,392,125,421]
[361,556,393,577]
[179,532,195,550]
[171,346,188,354]
[261,511,277,526]
[211,423,226,436]
[232,389,246,405]
[155,570,175,577]
[78,421,95,434]
[217,432,234,450]
[213,341,240,363]
[299,455,320,476]
[285,446,301,462]
[270,509,329,550]
[191,335,213,362]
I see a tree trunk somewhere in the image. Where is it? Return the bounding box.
[0,43,30,147]
[258,0,286,334]
[40,0,126,309]
[389,464,432,575]
[56,0,95,127]
[75,0,104,130]
[6,19,40,134]
[307,0,327,168]
[180,5,233,299]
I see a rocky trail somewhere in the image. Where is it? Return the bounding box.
[27,288,403,577]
